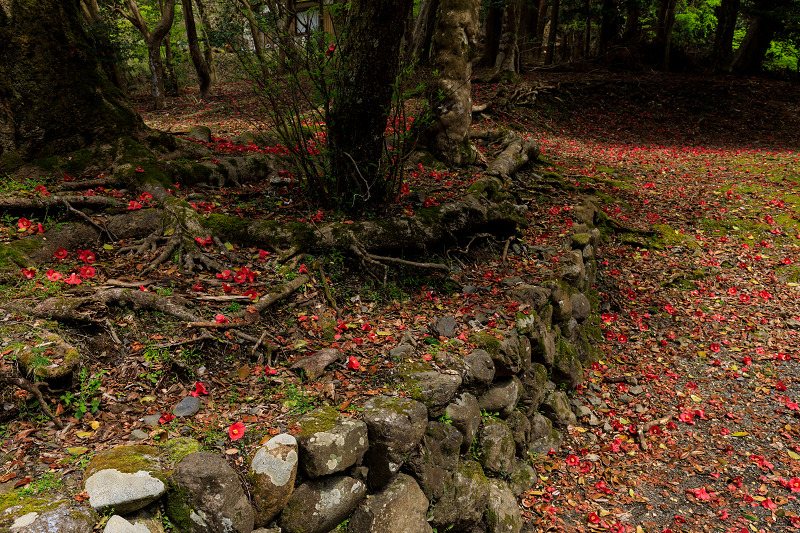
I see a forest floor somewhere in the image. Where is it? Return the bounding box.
[1,70,800,533]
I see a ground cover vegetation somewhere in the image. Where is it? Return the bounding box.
[0,0,799,531]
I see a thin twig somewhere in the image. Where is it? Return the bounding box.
[61,198,117,241]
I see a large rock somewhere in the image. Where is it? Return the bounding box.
[278,476,366,533]
[545,282,573,323]
[518,363,547,416]
[571,293,591,322]
[403,421,462,500]
[289,348,342,380]
[104,515,150,533]
[478,418,516,476]
[551,338,583,389]
[402,368,462,418]
[445,393,481,453]
[530,331,556,368]
[539,390,577,427]
[83,445,165,515]
[347,474,432,533]
[15,330,81,389]
[462,349,495,393]
[250,434,299,527]
[428,460,490,532]
[432,315,457,338]
[528,413,563,456]
[362,396,428,490]
[508,458,536,496]
[294,407,368,478]
[486,479,522,533]
[505,411,531,457]
[1,495,95,533]
[168,452,254,533]
[469,330,526,376]
[478,377,522,418]
[188,125,212,142]
[507,285,551,311]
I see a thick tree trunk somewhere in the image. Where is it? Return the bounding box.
[655,0,677,69]
[80,0,127,91]
[544,0,559,65]
[496,0,521,72]
[622,3,640,43]
[0,0,145,170]
[480,2,504,68]
[598,0,618,55]
[147,43,168,109]
[182,0,212,98]
[327,0,414,213]
[423,0,480,167]
[519,0,538,63]
[711,0,740,70]
[731,14,780,74]
[407,0,440,64]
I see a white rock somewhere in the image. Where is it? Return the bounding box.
[84,469,166,514]
[103,515,151,533]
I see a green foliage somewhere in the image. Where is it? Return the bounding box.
[61,367,105,420]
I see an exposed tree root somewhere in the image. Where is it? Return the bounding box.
[0,374,63,429]
[60,198,117,241]
[486,134,541,179]
[0,195,121,211]
[231,273,310,319]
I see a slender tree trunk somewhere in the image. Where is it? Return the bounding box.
[407,0,440,63]
[480,2,504,67]
[622,3,640,43]
[162,32,178,95]
[0,0,145,169]
[731,14,780,74]
[423,0,479,166]
[519,0,537,63]
[535,0,549,59]
[496,0,521,72]
[655,0,677,69]
[711,0,739,70]
[182,0,211,98]
[584,0,591,58]
[195,0,218,84]
[147,43,168,107]
[327,0,414,212]
[238,0,269,77]
[544,0,559,65]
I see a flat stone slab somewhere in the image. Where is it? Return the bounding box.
[84,469,166,514]
[173,396,201,417]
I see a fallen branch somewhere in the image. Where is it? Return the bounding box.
[486,134,541,180]
[232,274,310,319]
[1,374,63,429]
[0,195,121,211]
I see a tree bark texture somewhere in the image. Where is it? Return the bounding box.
[711,0,739,70]
[598,0,619,55]
[0,0,144,170]
[731,13,780,74]
[407,0,440,64]
[655,0,677,69]
[480,1,504,67]
[424,0,480,166]
[195,0,218,83]
[535,0,549,58]
[182,0,212,98]
[327,0,414,212]
[544,0,559,65]
[496,0,521,72]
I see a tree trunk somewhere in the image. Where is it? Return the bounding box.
[496,0,521,72]
[598,0,618,55]
[80,0,127,91]
[655,0,677,69]
[423,0,479,167]
[407,0,439,64]
[731,13,780,74]
[584,0,591,58]
[711,0,739,70]
[162,32,178,95]
[182,0,212,98]
[327,0,414,213]
[544,0,559,65]
[147,42,168,109]
[480,2,504,68]
[238,0,270,78]
[622,3,640,43]
[535,0,549,59]
[195,0,218,84]
[0,0,145,169]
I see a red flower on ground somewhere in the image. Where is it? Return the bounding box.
[46,269,62,282]
[229,422,245,440]
[35,184,50,196]
[64,273,82,285]
[298,264,309,274]
[17,218,31,231]
[347,356,360,370]
[80,266,96,278]
[159,413,175,425]
[566,454,579,467]
[190,382,207,397]
[786,477,800,493]
[128,201,142,210]
[215,314,228,324]
[77,249,95,264]
[140,192,153,202]
[21,268,37,279]
[54,248,68,259]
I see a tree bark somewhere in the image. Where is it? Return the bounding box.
[583,0,591,58]
[496,0,521,72]
[423,0,480,166]
[0,0,145,169]
[327,0,414,213]
[544,0,559,65]
[622,2,640,43]
[80,0,127,91]
[598,0,618,55]
[655,0,677,69]
[407,0,440,64]
[480,2,504,67]
[182,0,212,98]
[711,0,740,70]
[731,13,780,74]
[194,0,218,83]
[535,0,549,59]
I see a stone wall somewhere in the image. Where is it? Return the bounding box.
[3,206,605,533]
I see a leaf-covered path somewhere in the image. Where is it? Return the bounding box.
[517,74,800,532]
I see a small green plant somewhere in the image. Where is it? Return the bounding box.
[284,383,315,414]
[17,472,63,496]
[223,302,241,314]
[335,518,350,531]
[61,368,105,420]
[438,412,453,425]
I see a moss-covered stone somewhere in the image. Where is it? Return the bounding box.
[159,437,202,468]
[82,445,164,486]
[15,330,81,386]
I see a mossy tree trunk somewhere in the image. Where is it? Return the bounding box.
[406,0,440,64]
[423,0,480,166]
[326,0,414,213]
[495,0,521,73]
[0,0,146,172]
[731,8,781,74]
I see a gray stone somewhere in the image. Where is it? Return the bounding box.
[428,460,489,532]
[528,416,562,456]
[462,349,495,393]
[548,282,574,322]
[478,418,516,476]
[404,369,462,418]
[630,385,644,395]
[295,407,368,478]
[84,469,165,515]
[289,348,342,380]
[129,429,149,441]
[142,414,161,427]
[618,393,633,404]
[347,474,432,533]
[539,390,577,427]
[486,479,522,533]
[531,330,556,368]
[519,363,547,416]
[445,392,481,453]
[168,452,254,533]
[10,506,95,533]
[362,396,428,490]
[250,434,299,527]
[403,421,462,500]
[389,344,414,360]
[432,315,457,338]
[172,396,201,417]
[551,338,583,390]
[588,414,601,426]
[104,515,150,533]
[278,476,366,533]
[501,276,523,287]
[571,293,591,322]
[505,410,531,457]
[15,330,81,389]
[507,285,551,311]
[188,125,211,143]
[508,458,536,496]
[574,405,592,419]
[478,377,523,418]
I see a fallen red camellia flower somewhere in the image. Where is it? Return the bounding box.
[229,422,245,440]
[347,356,360,370]
[190,382,207,397]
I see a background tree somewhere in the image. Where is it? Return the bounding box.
[182,0,212,98]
